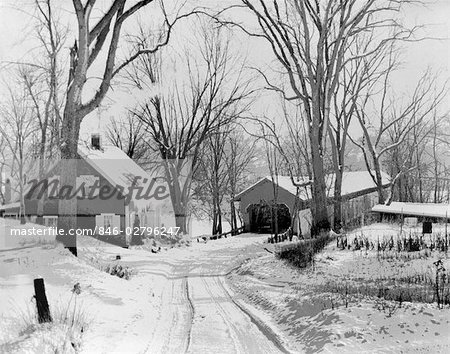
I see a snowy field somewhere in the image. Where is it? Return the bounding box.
[229,222,450,353]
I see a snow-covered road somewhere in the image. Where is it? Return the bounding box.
[0,222,291,354]
[187,275,286,353]
[121,235,290,354]
[145,274,287,354]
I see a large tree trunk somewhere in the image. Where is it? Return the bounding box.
[56,108,80,257]
[217,203,222,235]
[212,197,222,235]
[174,209,188,235]
[212,201,217,235]
[373,157,386,205]
[309,132,330,236]
[333,171,343,232]
[165,161,192,237]
[290,189,301,236]
[230,199,237,234]
[168,182,189,235]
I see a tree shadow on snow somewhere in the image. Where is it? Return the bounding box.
[277,297,342,353]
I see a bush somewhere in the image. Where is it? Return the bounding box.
[95,233,128,248]
[277,232,331,268]
[321,266,450,308]
[130,232,144,246]
[104,263,135,280]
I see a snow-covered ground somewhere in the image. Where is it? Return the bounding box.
[0,217,287,353]
[228,223,450,353]
[2,218,449,353]
[189,217,242,238]
[0,218,56,250]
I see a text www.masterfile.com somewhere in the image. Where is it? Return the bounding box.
[7,226,180,237]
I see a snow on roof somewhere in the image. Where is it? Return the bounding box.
[372,202,450,219]
[3,144,172,213]
[0,202,20,211]
[78,143,152,192]
[268,175,311,198]
[335,170,391,197]
[78,143,172,212]
[235,170,390,201]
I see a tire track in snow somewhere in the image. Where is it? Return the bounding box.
[145,277,193,354]
[187,275,289,354]
[215,276,290,354]
[200,275,245,353]
[184,277,194,353]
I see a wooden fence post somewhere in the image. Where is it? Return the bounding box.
[34,278,52,323]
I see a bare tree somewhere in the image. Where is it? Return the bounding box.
[195,126,231,235]
[350,54,448,204]
[225,131,256,234]
[133,28,253,234]
[327,32,390,230]
[383,108,449,204]
[0,135,6,204]
[217,0,418,235]
[264,134,280,238]
[11,0,68,224]
[277,104,314,235]
[106,113,150,165]
[430,113,450,203]
[244,112,314,236]
[55,0,198,255]
[0,82,38,223]
[195,125,257,236]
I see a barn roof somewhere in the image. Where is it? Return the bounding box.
[234,170,391,201]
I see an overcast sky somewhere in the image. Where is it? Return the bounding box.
[0,0,448,140]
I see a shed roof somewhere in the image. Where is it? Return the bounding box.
[372,202,450,218]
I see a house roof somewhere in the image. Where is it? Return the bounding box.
[372,202,450,218]
[235,170,391,201]
[2,143,170,213]
[78,143,152,194]
[78,143,171,212]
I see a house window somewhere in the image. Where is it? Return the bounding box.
[95,214,120,235]
[104,214,113,229]
[44,216,58,228]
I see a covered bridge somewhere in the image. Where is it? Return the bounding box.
[234,171,390,236]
